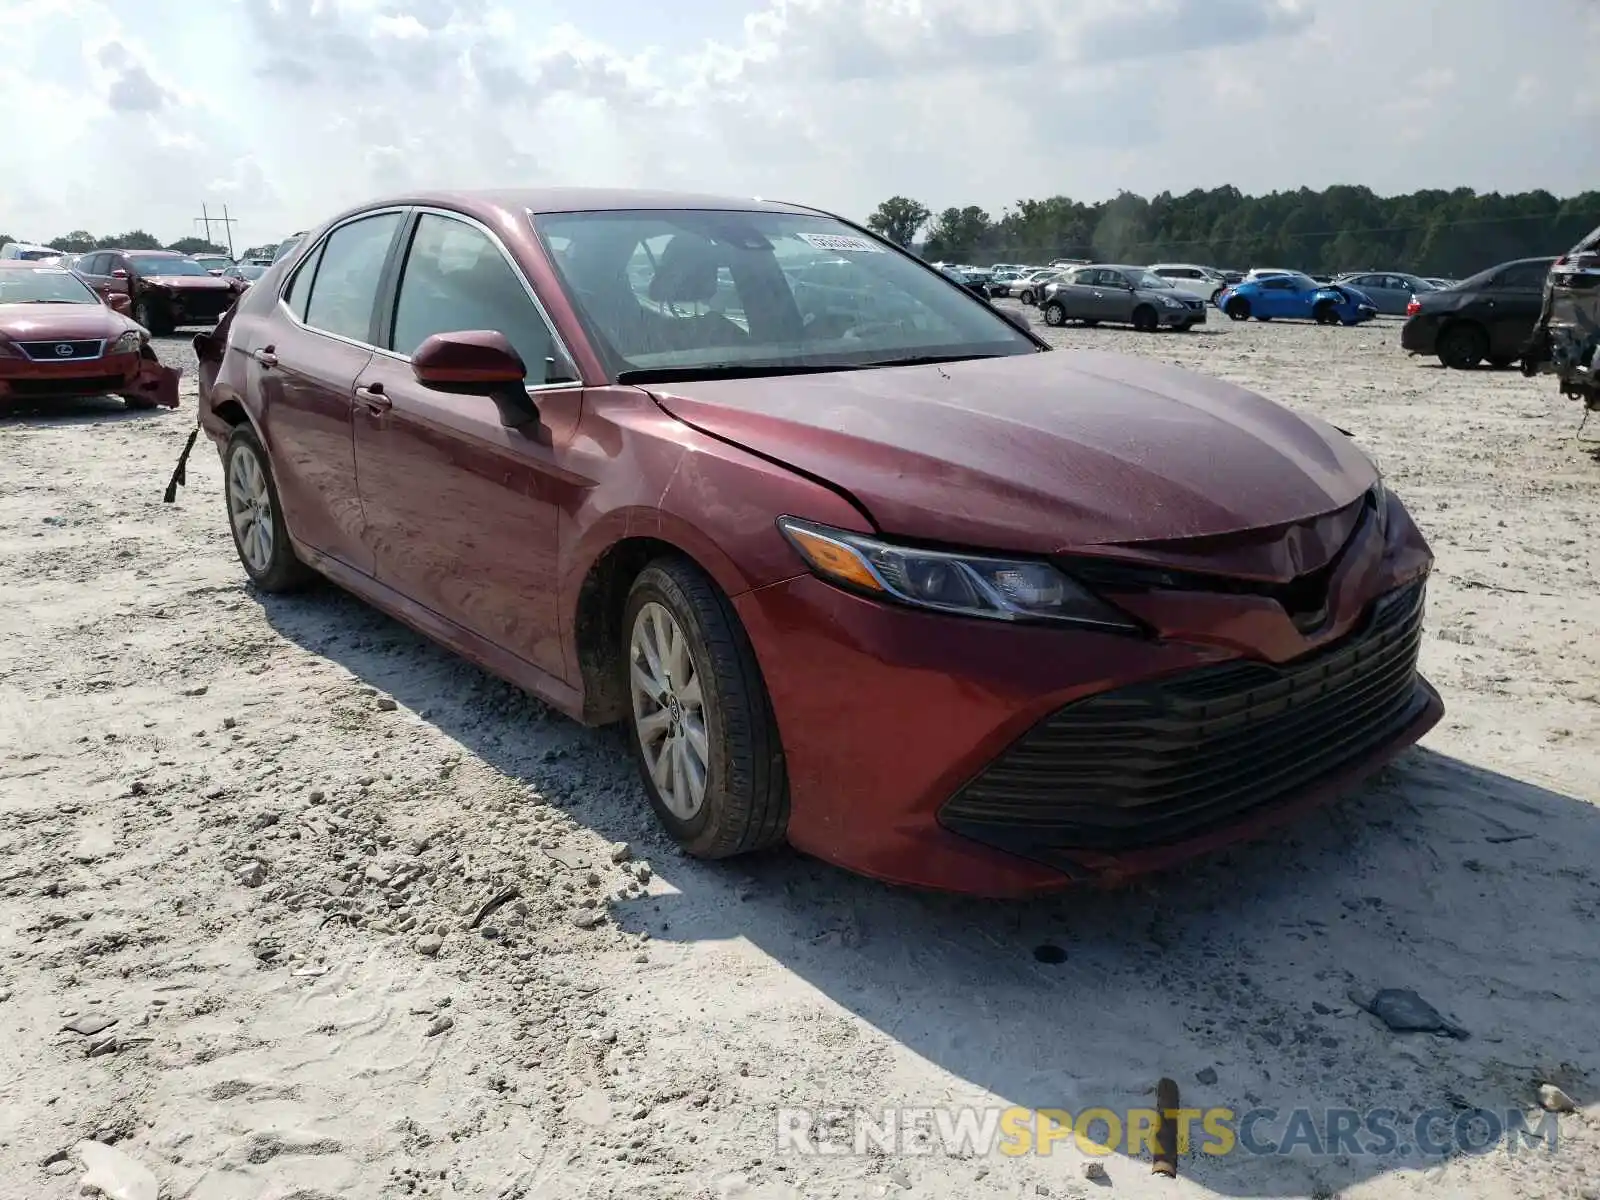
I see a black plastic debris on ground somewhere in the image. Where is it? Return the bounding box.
[1350,988,1469,1038]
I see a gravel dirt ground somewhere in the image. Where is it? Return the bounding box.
[1,309,1597,1200]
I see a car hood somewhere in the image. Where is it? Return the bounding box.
[646,350,1377,554]
[0,303,131,339]
[143,274,234,290]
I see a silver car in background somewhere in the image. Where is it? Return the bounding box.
[1334,271,1440,316]
[1148,262,1229,303]
[1039,265,1209,331]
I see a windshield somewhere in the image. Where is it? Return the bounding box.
[129,255,211,277]
[194,256,231,267]
[1133,271,1178,289]
[0,266,99,304]
[532,209,1036,381]
[235,264,266,280]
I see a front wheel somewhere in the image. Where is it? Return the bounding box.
[134,296,174,336]
[1225,297,1251,321]
[1312,300,1340,325]
[1131,305,1159,333]
[623,559,788,859]
[1019,289,1035,306]
[223,425,314,592]
[1042,302,1067,327]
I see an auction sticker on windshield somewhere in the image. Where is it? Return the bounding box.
[797,233,885,254]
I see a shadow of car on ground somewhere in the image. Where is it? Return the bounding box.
[256,584,1597,1197]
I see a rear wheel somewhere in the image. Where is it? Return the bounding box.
[623,559,788,858]
[1437,322,1488,370]
[1019,288,1035,305]
[1225,297,1251,321]
[1131,305,1159,333]
[223,425,314,592]
[1042,302,1067,327]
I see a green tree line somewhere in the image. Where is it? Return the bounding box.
[0,229,241,257]
[865,186,1600,277]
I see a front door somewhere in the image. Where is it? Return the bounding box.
[253,210,404,573]
[352,210,583,682]
[1483,260,1551,359]
[1093,269,1136,323]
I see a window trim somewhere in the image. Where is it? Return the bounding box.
[377,206,581,394]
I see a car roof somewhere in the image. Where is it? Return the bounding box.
[333,187,825,222]
[0,259,61,270]
[113,248,182,256]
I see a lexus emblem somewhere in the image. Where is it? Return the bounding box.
[53,343,74,357]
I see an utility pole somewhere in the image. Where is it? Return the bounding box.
[193,203,240,257]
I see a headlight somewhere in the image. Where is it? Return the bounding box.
[1158,295,1181,308]
[777,517,1138,630]
[110,330,141,353]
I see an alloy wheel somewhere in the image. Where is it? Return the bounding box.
[227,442,275,574]
[629,601,709,820]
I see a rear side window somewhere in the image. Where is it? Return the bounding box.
[302,213,402,342]
[282,240,326,322]
[389,213,565,380]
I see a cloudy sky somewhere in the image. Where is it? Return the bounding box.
[2,0,1596,252]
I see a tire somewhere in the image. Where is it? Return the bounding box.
[122,396,159,410]
[1019,289,1034,306]
[622,558,788,859]
[1312,300,1339,325]
[223,425,314,592]
[1211,287,1225,305]
[134,296,174,336]
[1225,297,1251,321]
[1042,302,1067,327]
[1437,322,1488,370]
[1131,305,1158,333]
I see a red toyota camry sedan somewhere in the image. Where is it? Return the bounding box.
[193,189,1442,897]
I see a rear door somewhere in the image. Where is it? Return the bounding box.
[253,210,405,573]
[351,209,584,681]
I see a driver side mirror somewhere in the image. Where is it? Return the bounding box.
[411,329,540,432]
[106,292,132,314]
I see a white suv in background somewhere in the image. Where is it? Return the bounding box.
[1149,263,1228,302]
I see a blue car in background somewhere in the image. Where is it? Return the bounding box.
[1217,272,1377,325]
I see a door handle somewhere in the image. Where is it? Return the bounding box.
[354,384,392,414]
[252,346,278,368]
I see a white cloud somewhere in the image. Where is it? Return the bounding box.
[1,0,1596,252]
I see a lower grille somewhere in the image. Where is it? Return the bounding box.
[4,374,124,397]
[17,339,104,361]
[941,581,1429,858]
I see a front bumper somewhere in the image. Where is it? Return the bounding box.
[734,502,1440,897]
[0,349,141,400]
[153,288,233,326]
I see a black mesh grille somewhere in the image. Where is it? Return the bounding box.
[940,580,1429,858]
[5,375,124,397]
[17,339,104,361]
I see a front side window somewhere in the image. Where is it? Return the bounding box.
[533,209,1034,380]
[390,213,569,383]
[1493,261,1551,291]
[301,212,402,342]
